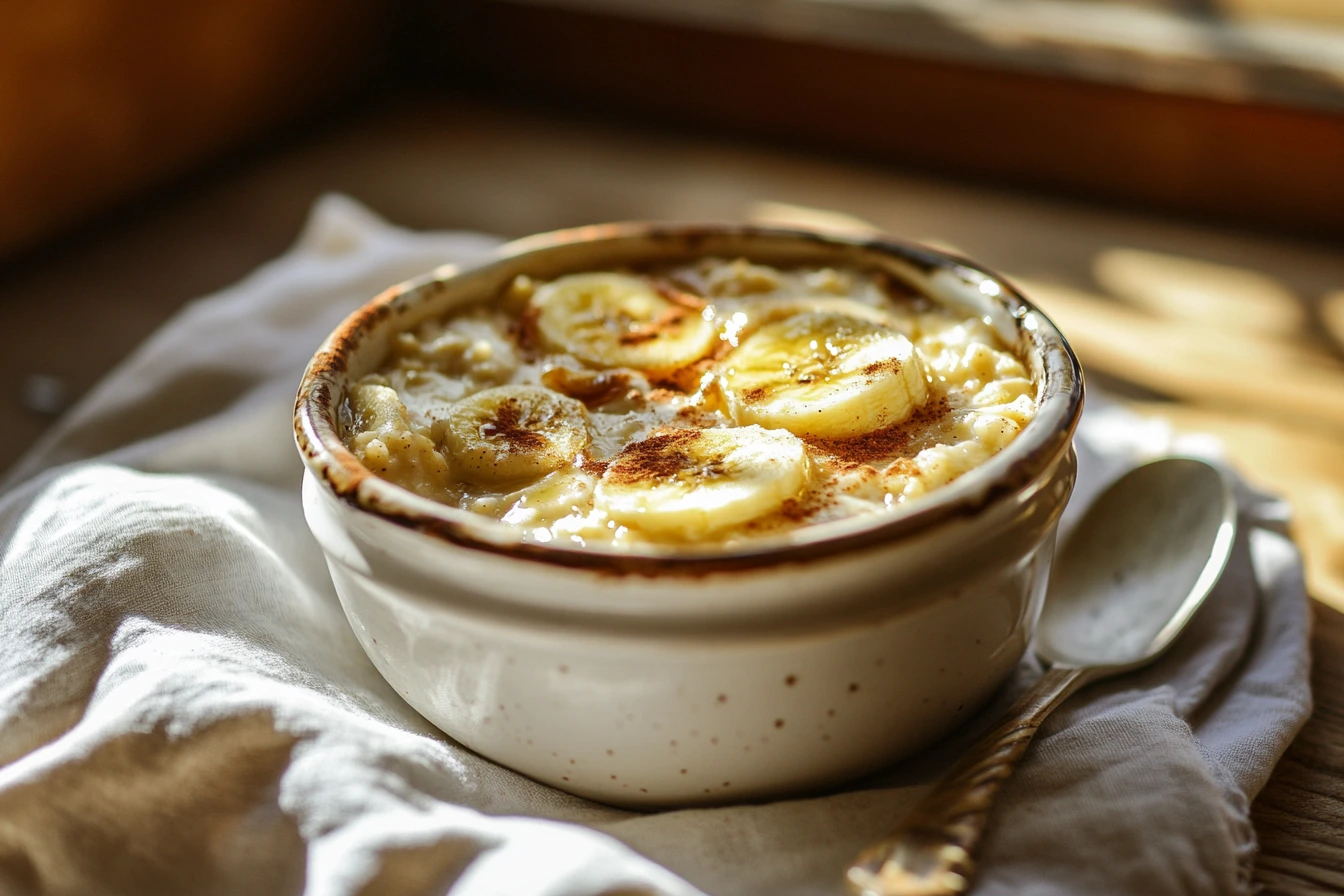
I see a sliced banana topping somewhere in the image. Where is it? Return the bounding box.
[438,384,589,483]
[531,272,718,373]
[719,311,929,439]
[594,425,809,537]
[466,469,597,527]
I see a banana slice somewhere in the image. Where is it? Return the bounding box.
[719,311,929,439]
[438,384,590,483]
[594,425,809,537]
[531,272,718,373]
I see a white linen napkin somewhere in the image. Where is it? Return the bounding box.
[0,196,1311,896]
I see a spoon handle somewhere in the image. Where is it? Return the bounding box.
[847,665,1092,896]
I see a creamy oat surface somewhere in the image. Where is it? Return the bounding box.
[342,258,1036,548]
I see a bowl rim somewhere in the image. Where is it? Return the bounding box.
[294,221,1084,576]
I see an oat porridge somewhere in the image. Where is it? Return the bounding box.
[342,258,1036,548]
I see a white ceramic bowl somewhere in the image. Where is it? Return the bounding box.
[295,223,1083,808]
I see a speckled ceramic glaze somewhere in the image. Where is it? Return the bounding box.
[295,224,1084,808]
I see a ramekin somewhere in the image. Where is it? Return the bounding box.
[295,223,1083,808]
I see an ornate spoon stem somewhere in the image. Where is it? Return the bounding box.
[846,665,1093,896]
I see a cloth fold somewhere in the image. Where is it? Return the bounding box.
[0,196,1311,896]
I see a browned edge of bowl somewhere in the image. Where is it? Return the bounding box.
[294,222,1085,577]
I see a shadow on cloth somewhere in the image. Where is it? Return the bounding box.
[0,711,304,896]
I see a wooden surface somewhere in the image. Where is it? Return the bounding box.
[508,0,1344,111]
[0,0,386,258]
[2,93,1342,892]
[445,2,1344,239]
[1254,602,1344,894]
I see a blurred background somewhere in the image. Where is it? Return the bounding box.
[2,0,1344,889]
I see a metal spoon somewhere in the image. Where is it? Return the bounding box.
[847,457,1237,896]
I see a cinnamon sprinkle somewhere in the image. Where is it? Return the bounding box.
[603,429,721,485]
[577,454,609,477]
[862,358,902,377]
[887,458,919,477]
[807,395,951,466]
[479,398,547,452]
[779,487,836,523]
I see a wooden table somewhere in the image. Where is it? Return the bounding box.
[2,93,1341,893]
[1256,604,1344,892]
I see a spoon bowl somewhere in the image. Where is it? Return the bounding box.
[1038,457,1236,671]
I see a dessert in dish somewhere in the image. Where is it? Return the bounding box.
[342,257,1036,547]
[298,223,1083,807]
